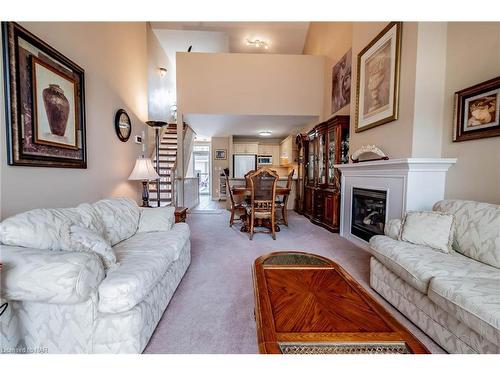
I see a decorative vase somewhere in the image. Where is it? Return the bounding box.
[42,84,70,137]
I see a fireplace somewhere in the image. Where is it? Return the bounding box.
[351,187,387,242]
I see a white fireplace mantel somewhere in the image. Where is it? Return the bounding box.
[334,158,457,249]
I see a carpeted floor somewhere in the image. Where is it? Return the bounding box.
[144,210,445,354]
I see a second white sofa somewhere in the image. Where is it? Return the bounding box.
[369,199,500,354]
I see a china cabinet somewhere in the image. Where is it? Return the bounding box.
[297,115,349,232]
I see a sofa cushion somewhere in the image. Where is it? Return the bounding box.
[97,223,190,313]
[137,206,175,233]
[400,211,454,253]
[92,197,141,246]
[428,277,500,346]
[384,219,402,240]
[369,235,500,293]
[0,203,104,251]
[433,200,500,268]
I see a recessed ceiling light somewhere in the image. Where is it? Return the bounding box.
[259,131,272,137]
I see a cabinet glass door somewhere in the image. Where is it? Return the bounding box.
[328,128,336,185]
[318,133,326,184]
[307,139,314,184]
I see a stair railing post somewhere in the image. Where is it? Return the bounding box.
[155,127,160,207]
[146,121,168,208]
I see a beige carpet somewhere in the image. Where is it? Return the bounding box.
[144,210,445,353]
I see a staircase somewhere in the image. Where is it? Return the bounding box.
[148,123,178,207]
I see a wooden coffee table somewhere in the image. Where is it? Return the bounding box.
[252,251,429,354]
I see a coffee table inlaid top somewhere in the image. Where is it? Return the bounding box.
[252,251,430,354]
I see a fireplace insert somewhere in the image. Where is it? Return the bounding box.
[351,188,387,242]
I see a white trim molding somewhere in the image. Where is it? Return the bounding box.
[334,158,457,249]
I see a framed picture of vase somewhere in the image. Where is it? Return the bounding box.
[355,22,402,133]
[453,76,500,142]
[2,21,87,168]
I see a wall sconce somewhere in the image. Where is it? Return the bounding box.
[159,67,167,77]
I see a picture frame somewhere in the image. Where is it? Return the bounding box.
[331,49,352,114]
[453,76,500,142]
[355,22,402,133]
[214,149,227,160]
[2,22,87,168]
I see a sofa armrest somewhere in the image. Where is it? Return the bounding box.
[384,219,402,240]
[0,245,104,304]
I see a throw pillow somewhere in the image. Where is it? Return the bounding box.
[92,197,141,246]
[69,225,118,271]
[137,206,175,233]
[399,211,454,253]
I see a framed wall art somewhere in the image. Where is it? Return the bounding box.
[453,76,500,142]
[355,22,402,133]
[2,22,87,168]
[331,49,352,114]
[214,149,227,160]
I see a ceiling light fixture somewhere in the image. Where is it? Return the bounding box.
[259,131,272,137]
[246,39,269,50]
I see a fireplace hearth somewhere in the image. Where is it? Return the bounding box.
[351,187,387,242]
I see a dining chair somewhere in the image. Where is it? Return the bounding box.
[225,171,246,227]
[247,167,279,240]
[244,170,255,187]
[276,169,295,226]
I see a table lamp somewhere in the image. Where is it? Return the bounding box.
[128,156,160,207]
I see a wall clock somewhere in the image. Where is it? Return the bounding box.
[115,109,132,142]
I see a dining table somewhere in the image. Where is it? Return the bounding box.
[231,186,291,233]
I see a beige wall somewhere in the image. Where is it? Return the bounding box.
[301,22,420,159]
[0,22,148,219]
[302,21,499,203]
[176,52,324,116]
[411,23,448,157]
[303,22,353,124]
[211,137,229,199]
[442,22,500,204]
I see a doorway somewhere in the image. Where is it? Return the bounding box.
[192,144,210,196]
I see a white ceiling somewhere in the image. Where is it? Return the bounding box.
[151,22,310,54]
[153,29,229,73]
[183,114,318,138]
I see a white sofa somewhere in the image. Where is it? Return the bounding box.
[369,199,500,354]
[0,197,190,353]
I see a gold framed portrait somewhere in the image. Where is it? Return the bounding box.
[355,22,402,133]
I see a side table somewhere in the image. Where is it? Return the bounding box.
[174,207,187,223]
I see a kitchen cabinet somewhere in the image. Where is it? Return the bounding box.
[271,145,280,166]
[233,143,259,154]
[279,135,298,166]
[257,144,273,155]
[299,115,349,232]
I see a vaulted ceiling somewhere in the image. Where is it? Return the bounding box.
[150,22,310,55]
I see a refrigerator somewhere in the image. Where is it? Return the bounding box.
[233,154,257,178]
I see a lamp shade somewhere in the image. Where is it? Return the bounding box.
[128,157,160,181]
